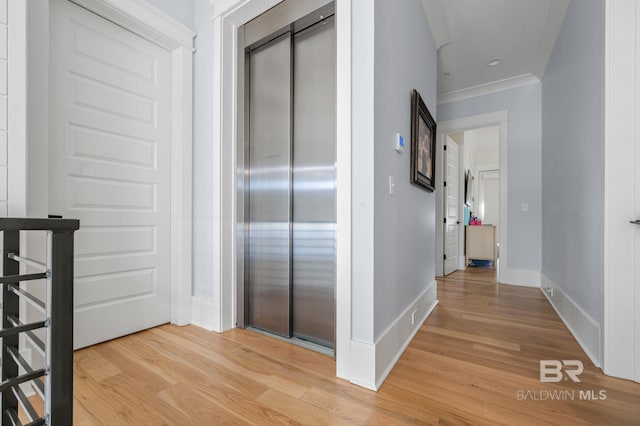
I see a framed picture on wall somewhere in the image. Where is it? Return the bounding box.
[410,89,436,192]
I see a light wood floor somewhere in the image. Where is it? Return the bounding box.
[26,268,640,424]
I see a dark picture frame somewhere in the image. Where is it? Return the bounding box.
[410,89,436,192]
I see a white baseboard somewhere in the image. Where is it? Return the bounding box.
[540,273,602,367]
[500,268,540,287]
[349,280,439,391]
[191,297,219,332]
[374,280,438,389]
[349,339,377,390]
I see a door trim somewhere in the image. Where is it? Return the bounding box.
[442,138,460,276]
[8,0,195,326]
[71,0,194,50]
[210,0,353,381]
[435,111,508,282]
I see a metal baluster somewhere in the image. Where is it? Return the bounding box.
[2,230,19,423]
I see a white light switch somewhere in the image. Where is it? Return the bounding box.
[389,176,395,196]
[522,203,528,212]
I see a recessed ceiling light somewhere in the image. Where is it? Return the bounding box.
[487,58,502,67]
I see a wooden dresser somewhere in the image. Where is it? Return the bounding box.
[465,225,497,267]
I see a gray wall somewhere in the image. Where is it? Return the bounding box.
[191,0,215,299]
[145,0,194,28]
[438,84,542,272]
[144,0,213,299]
[541,0,604,324]
[373,0,437,340]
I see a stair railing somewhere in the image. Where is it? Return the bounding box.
[0,218,79,425]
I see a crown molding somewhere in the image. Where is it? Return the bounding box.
[438,73,540,105]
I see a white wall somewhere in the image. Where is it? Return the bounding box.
[541,0,604,361]
[351,0,376,343]
[438,84,542,273]
[0,0,7,217]
[478,170,499,226]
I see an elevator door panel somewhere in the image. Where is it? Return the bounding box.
[292,20,336,348]
[248,34,292,337]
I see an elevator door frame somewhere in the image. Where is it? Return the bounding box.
[237,2,336,354]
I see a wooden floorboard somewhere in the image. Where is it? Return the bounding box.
[20,267,639,424]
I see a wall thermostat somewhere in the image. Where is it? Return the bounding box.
[395,133,404,153]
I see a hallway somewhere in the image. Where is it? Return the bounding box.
[58,272,639,424]
[396,270,639,424]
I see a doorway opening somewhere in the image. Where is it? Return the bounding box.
[457,127,500,274]
[435,111,508,282]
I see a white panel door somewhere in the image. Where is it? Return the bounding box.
[49,0,172,349]
[444,137,459,275]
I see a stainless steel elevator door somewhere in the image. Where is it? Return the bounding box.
[247,33,292,338]
[292,19,336,348]
[246,13,336,350]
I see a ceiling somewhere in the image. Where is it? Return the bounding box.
[422,0,570,103]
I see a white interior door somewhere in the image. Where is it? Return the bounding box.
[629,2,640,383]
[444,137,459,275]
[604,0,640,383]
[49,0,172,349]
[636,41,640,383]
[636,141,640,383]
